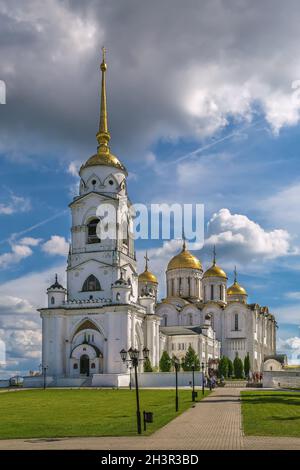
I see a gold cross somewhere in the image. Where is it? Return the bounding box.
[144,251,149,270]
[102,46,106,62]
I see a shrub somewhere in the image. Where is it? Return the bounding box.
[159,351,172,372]
[144,357,153,372]
[233,355,244,379]
[218,356,229,378]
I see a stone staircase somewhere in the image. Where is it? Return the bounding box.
[80,376,93,387]
[224,380,248,388]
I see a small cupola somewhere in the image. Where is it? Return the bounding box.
[47,274,67,307]
[202,246,227,303]
[138,252,158,300]
[227,267,248,303]
[112,271,132,304]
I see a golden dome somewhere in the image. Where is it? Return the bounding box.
[138,270,158,284]
[227,281,247,296]
[80,151,127,173]
[167,245,202,271]
[203,263,227,279]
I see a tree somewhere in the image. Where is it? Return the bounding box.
[233,354,244,379]
[159,351,172,372]
[144,357,153,372]
[228,358,234,378]
[244,353,250,378]
[218,356,229,378]
[181,345,200,371]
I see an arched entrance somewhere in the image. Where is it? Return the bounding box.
[80,354,90,376]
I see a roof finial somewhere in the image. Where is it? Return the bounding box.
[182,228,186,251]
[96,47,110,152]
[234,266,237,283]
[144,251,149,271]
[55,273,58,283]
[213,245,216,265]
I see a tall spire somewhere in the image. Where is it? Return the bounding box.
[144,251,149,271]
[96,47,110,152]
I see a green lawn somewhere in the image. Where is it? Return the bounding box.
[0,388,209,439]
[241,391,300,437]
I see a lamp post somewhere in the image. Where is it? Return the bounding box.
[191,365,195,402]
[120,346,150,435]
[129,365,133,391]
[201,361,205,395]
[173,357,180,412]
[40,363,48,390]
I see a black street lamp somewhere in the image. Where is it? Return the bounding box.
[129,365,133,391]
[39,363,48,390]
[173,357,180,412]
[191,365,195,402]
[120,346,150,435]
[201,361,205,395]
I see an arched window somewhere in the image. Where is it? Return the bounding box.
[188,313,193,326]
[116,292,121,301]
[163,315,167,326]
[91,363,95,369]
[51,296,55,305]
[73,363,78,369]
[87,218,100,244]
[219,285,222,300]
[234,313,239,331]
[122,220,129,246]
[210,285,214,301]
[82,275,101,292]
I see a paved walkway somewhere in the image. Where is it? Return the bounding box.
[1,388,300,450]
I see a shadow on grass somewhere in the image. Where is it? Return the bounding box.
[241,393,300,407]
[268,416,300,421]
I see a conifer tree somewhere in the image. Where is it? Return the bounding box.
[228,358,234,378]
[159,351,172,372]
[233,354,244,378]
[244,353,250,378]
[218,356,229,378]
[181,345,200,371]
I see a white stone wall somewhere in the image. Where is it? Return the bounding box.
[263,370,300,388]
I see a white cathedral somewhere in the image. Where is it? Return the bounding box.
[39,52,277,385]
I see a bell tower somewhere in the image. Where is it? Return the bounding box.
[66,48,137,303]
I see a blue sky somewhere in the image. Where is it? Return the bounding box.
[1,0,300,377]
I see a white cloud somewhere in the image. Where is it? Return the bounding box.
[0,243,33,268]
[0,264,65,308]
[278,336,300,351]
[285,292,300,300]
[67,161,81,177]
[0,264,65,378]
[277,336,300,364]
[262,182,300,235]
[0,295,35,316]
[42,235,69,256]
[271,304,300,325]
[206,208,293,265]
[19,237,42,246]
[4,1,300,162]
[0,193,31,215]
